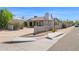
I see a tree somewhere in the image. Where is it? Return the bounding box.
[0,8,13,29]
[75,20,79,25]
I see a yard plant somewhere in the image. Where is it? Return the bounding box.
[0,8,13,29]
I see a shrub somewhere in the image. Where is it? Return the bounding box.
[52,28,56,32]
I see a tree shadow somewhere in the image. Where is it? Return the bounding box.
[21,32,48,37]
[45,37,53,40]
[2,41,34,44]
[53,33,64,38]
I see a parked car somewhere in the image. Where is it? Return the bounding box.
[75,24,79,27]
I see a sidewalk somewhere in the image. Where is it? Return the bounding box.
[57,26,74,33]
[0,26,74,51]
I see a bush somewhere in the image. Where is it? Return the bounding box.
[52,28,56,32]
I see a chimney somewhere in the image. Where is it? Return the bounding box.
[34,16,38,18]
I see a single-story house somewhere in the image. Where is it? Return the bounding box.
[8,19,24,30]
[24,13,54,28]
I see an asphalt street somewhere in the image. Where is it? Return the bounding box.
[48,27,79,51]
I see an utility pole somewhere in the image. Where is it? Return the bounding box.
[50,11,55,32]
[53,18,55,32]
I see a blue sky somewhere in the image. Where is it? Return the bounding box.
[0,7,79,20]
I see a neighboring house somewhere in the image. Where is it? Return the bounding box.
[62,20,74,28]
[25,13,54,28]
[8,19,24,30]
